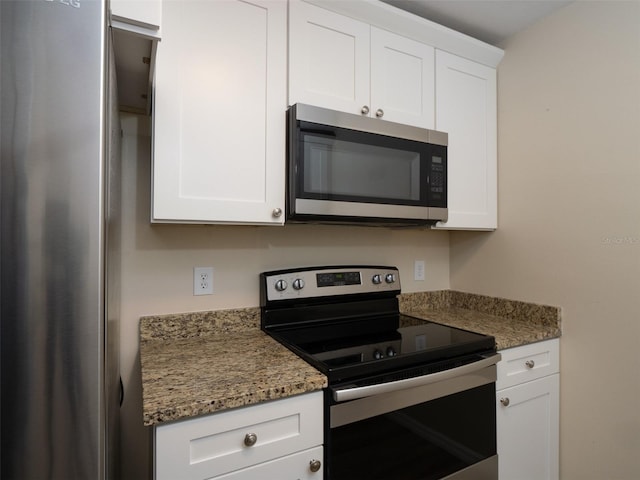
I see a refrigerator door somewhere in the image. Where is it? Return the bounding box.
[1,0,118,478]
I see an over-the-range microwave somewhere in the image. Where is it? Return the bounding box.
[286,103,448,227]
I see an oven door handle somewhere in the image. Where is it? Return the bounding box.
[332,353,502,402]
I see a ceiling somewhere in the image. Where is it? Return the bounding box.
[382,0,573,46]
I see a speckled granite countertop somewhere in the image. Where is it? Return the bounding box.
[140,291,560,427]
[399,291,561,350]
[139,308,327,426]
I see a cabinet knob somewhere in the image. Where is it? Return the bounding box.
[243,432,257,447]
[272,208,283,218]
[361,105,370,115]
[525,360,535,369]
[500,397,510,407]
[375,108,384,118]
[309,459,322,473]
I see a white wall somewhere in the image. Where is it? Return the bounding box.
[451,1,640,478]
[118,115,450,479]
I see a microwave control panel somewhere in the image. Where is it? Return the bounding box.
[429,155,446,203]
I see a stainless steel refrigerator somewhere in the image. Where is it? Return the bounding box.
[1,0,121,478]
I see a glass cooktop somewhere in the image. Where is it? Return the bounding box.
[267,314,495,383]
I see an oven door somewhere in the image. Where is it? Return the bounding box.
[327,354,500,480]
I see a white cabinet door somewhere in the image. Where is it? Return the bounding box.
[212,446,323,480]
[434,50,497,230]
[111,0,161,29]
[497,374,560,480]
[152,0,286,224]
[370,27,434,129]
[289,0,370,115]
[289,1,434,129]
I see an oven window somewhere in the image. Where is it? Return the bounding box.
[329,383,496,480]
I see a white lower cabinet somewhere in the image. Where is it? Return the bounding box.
[212,446,323,480]
[496,339,560,480]
[155,392,323,480]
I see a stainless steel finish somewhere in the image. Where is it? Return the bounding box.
[272,207,283,217]
[376,108,384,118]
[309,459,322,473]
[361,105,370,115]
[292,278,305,290]
[428,129,449,147]
[1,1,120,478]
[295,198,433,221]
[500,397,510,407]
[526,360,535,368]
[243,433,258,447]
[429,206,449,223]
[333,353,501,402]
[385,273,396,284]
[263,266,400,302]
[372,274,382,284]
[294,103,448,146]
[331,362,498,428]
[440,455,498,480]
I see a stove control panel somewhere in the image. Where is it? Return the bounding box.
[261,266,401,303]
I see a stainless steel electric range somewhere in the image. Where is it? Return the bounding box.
[260,265,500,480]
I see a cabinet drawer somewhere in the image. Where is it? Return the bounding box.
[212,446,324,479]
[497,339,559,390]
[155,392,323,480]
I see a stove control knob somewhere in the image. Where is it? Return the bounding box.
[373,349,384,360]
[385,273,396,284]
[372,274,382,285]
[293,278,305,290]
[386,346,397,357]
[274,279,288,292]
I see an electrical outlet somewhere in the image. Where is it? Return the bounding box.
[193,267,214,295]
[414,260,425,281]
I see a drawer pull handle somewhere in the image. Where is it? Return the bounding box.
[309,459,322,473]
[525,360,535,369]
[500,397,510,407]
[361,105,370,115]
[375,108,384,118]
[243,433,257,447]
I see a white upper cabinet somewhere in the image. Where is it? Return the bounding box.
[290,0,503,230]
[289,1,370,116]
[152,0,287,225]
[434,50,498,230]
[110,0,161,36]
[370,27,435,129]
[148,0,503,227]
[289,0,435,129]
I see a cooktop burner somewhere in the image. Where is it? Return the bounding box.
[260,266,496,384]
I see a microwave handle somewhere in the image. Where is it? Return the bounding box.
[332,353,501,402]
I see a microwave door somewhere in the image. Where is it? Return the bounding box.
[287,104,447,225]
